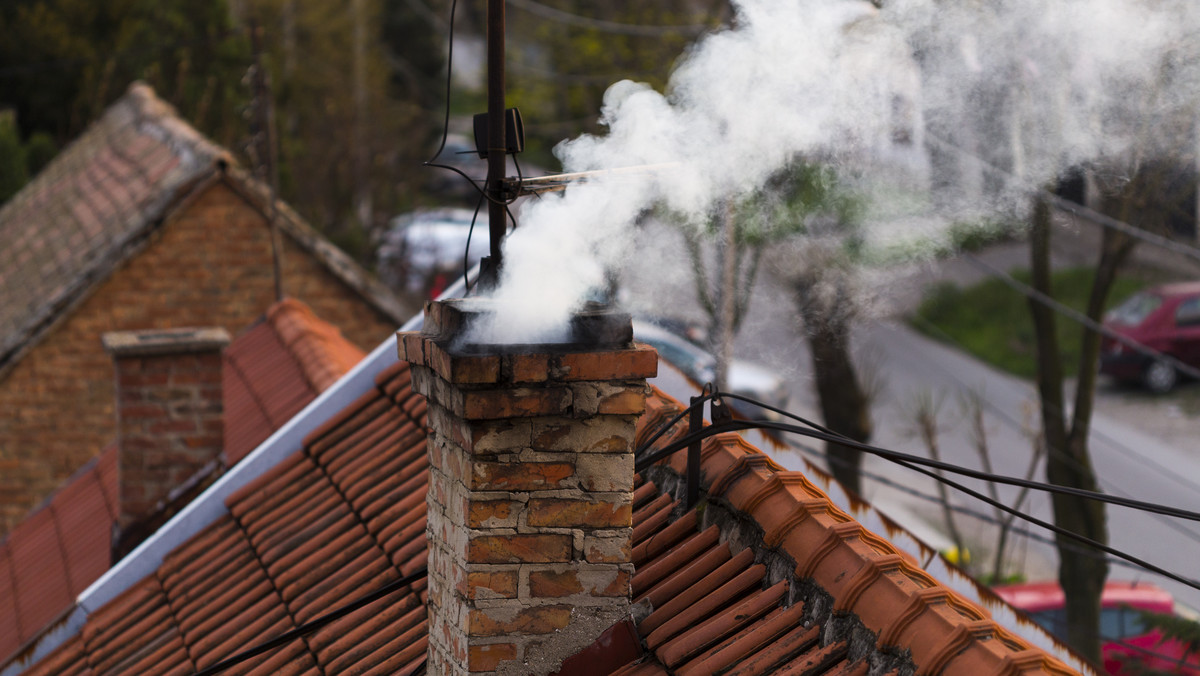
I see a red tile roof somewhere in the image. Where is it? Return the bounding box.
[0,82,228,367]
[0,83,406,373]
[13,353,1089,675]
[0,299,364,670]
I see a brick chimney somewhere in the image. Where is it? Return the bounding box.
[102,327,230,534]
[399,300,657,676]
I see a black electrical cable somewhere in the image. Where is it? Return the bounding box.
[638,395,1200,524]
[795,440,1145,572]
[906,312,1200,550]
[662,415,1200,592]
[961,252,1200,382]
[420,0,508,208]
[635,390,1200,593]
[190,566,428,676]
[463,189,486,294]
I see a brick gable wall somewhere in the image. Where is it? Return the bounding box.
[0,182,398,534]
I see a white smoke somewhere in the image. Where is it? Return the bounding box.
[469,0,1200,344]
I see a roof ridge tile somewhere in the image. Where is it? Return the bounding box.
[267,298,365,393]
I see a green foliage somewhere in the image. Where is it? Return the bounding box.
[946,218,1019,252]
[0,0,250,146]
[22,132,56,175]
[977,571,1026,586]
[910,267,1152,379]
[506,0,728,164]
[0,113,29,203]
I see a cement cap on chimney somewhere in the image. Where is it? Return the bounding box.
[102,327,231,357]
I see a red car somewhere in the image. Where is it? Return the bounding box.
[1100,282,1200,393]
[994,580,1200,675]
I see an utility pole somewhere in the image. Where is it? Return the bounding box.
[483,0,507,288]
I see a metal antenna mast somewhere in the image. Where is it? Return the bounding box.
[482,0,507,289]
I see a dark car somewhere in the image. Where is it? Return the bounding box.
[1100,282,1200,393]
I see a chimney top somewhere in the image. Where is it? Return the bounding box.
[426,299,633,354]
[102,327,231,357]
[103,326,230,558]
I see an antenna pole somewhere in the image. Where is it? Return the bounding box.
[250,18,285,303]
[484,0,507,287]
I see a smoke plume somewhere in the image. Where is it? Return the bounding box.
[469,0,1200,344]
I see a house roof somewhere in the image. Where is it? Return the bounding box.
[10,334,1090,675]
[0,82,406,374]
[0,299,364,670]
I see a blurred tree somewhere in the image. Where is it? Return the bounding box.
[762,163,873,496]
[505,0,727,166]
[240,0,444,260]
[0,0,249,147]
[0,112,28,203]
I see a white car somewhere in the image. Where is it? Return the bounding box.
[632,320,791,420]
[378,208,491,296]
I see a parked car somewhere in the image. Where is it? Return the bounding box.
[377,208,491,298]
[994,580,1200,675]
[632,319,791,420]
[1100,282,1200,393]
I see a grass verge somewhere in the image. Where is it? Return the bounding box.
[909,266,1156,379]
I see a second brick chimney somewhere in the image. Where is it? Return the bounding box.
[102,327,230,536]
[399,300,657,675]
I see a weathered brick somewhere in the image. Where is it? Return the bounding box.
[528,566,631,598]
[584,533,632,564]
[466,500,522,528]
[461,387,572,420]
[459,570,519,600]
[424,340,501,385]
[472,462,574,491]
[553,344,658,381]
[527,498,632,528]
[531,416,637,454]
[509,353,550,383]
[468,604,573,637]
[467,643,518,672]
[467,534,573,563]
[575,454,634,492]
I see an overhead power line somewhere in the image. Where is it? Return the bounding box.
[636,391,1200,594]
[905,314,1200,548]
[924,132,1200,267]
[507,0,712,37]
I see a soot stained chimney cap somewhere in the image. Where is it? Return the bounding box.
[425,299,634,354]
[102,327,231,357]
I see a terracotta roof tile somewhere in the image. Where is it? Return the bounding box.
[612,390,1082,675]
[17,362,1084,676]
[0,82,229,365]
[0,300,365,670]
[267,299,366,393]
[19,636,91,676]
[7,510,73,641]
[0,550,18,661]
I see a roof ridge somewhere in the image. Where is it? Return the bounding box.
[121,82,231,169]
[639,393,1086,675]
[267,298,366,393]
